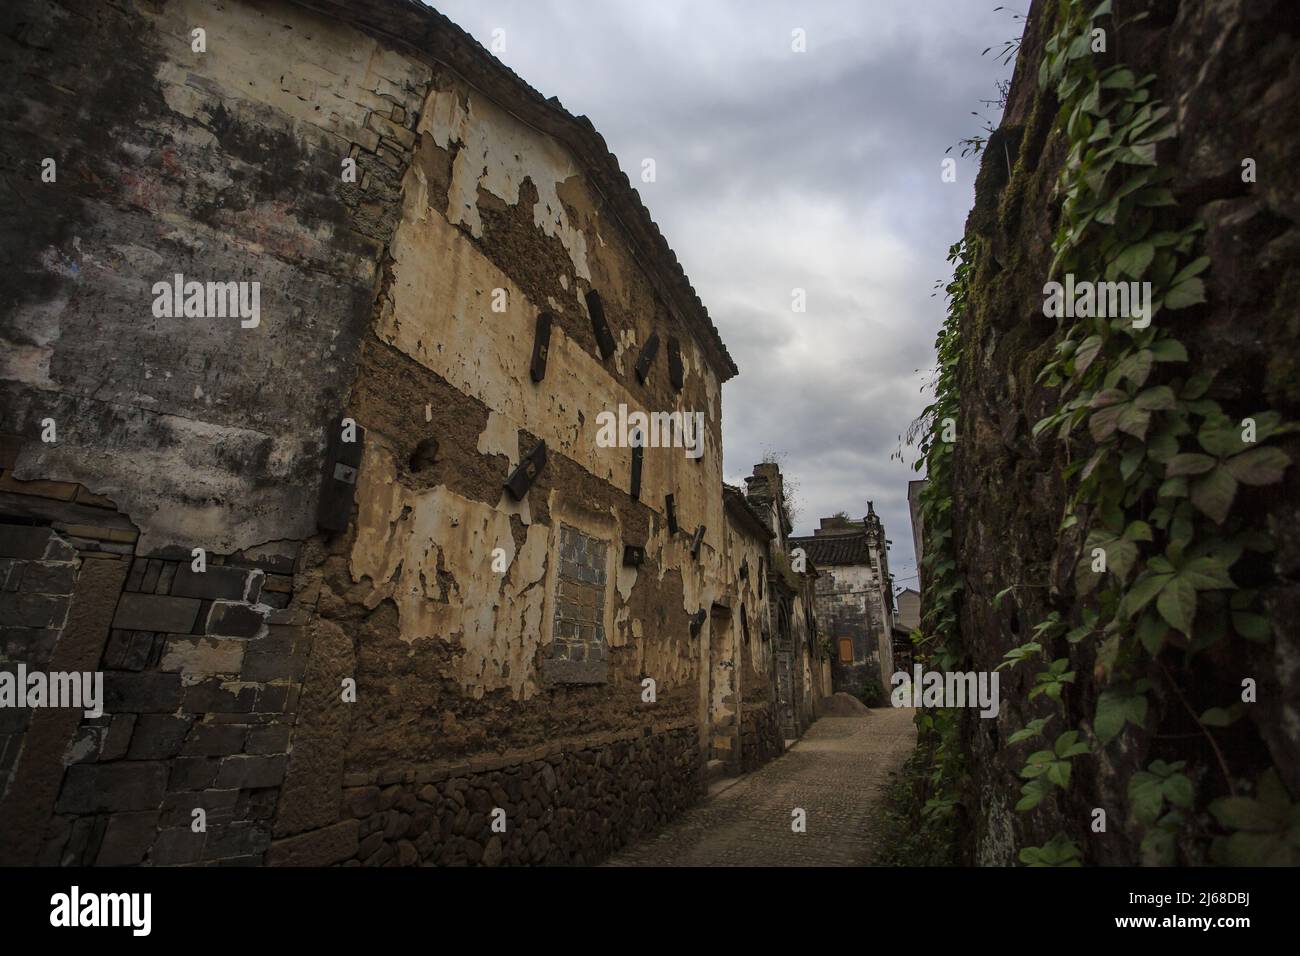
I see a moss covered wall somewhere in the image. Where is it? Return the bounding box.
[952,0,1299,864]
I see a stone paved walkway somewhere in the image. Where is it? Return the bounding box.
[605,707,916,866]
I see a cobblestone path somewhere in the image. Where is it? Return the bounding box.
[605,708,916,866]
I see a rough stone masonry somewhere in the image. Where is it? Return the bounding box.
[0,0,827,865]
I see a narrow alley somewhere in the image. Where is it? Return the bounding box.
[606,708,916,867]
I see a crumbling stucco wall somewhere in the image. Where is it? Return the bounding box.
[1,0,766,868]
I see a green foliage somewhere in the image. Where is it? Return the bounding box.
[1019,833,1083,867]
[1208,769,1300,866]
[1001,0,1296,863]
[885,238,979,861]
[875,745,962,867]
[856,674,887,708]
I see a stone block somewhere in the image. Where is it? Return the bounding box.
[264,820,360,866]
[112,593,200,633]
[171,564,252,601]
[100,713,136,761]
[160,788,239,828]
[1,625,59,664]
[203,821,271,859]
[20,561,77,595]
[95,811,159,866]
[183,721,249,756]
[127,715,193,760]
[169,757,220,791]
[245,724,291,754]
[206,601,267,638]
[56,762,167,813]
[0,525,53,559]
[103,672,182,713]
[366,111,416,148]
[214,754,288,790]
[0,592,68,628]
[150,827,205,865]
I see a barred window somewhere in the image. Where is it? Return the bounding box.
[544,524,610,684]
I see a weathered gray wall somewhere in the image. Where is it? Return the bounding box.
[953,0,1299,864]
[1,0,425,554]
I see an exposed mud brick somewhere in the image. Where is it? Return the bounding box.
[182,678,259,714]
[112,593,201,633]
[160,635,245,676]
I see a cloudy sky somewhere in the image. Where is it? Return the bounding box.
[431,0,1017,591]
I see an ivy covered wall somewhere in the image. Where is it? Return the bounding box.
[926,0,1299,865]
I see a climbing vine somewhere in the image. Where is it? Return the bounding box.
[903,236,979,853]
[995,0,1298,865]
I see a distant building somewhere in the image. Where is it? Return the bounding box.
[789,503,895,700]
[741,464,826,741]
[892,587,920,672]
[908,479,928,589]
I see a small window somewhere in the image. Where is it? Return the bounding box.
[838,638,854,664]
[740,603,750,643]
[545,524,610,684]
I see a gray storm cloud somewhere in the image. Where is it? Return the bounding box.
[431,0,1015,586]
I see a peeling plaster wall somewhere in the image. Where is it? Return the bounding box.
[332,65,732,740]
[255,32,751,819]
[1,0,756,867]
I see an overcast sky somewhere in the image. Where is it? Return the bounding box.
[431,0,1017,590]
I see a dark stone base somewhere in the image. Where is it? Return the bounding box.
[326,725,700,866]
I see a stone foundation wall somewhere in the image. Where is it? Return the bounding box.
[739,703,783,773]
[269,722,700,867]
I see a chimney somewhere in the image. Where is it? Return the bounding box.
[744,462,786,535]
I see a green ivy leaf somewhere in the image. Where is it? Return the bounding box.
[1115,241,1155,278]
[1164,276,1206,309]
[1200,705,1243,727]
[1120,571,1173,618]
[1232,611,1272,642]
[1225,447,1290,486]
[1190,466,1237,523]
[1134,385,1176,411]
[1148,338,1188,362]
[1096,686,1148,744]
[1165,453,1215,477]
[1155,575,1197,634]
